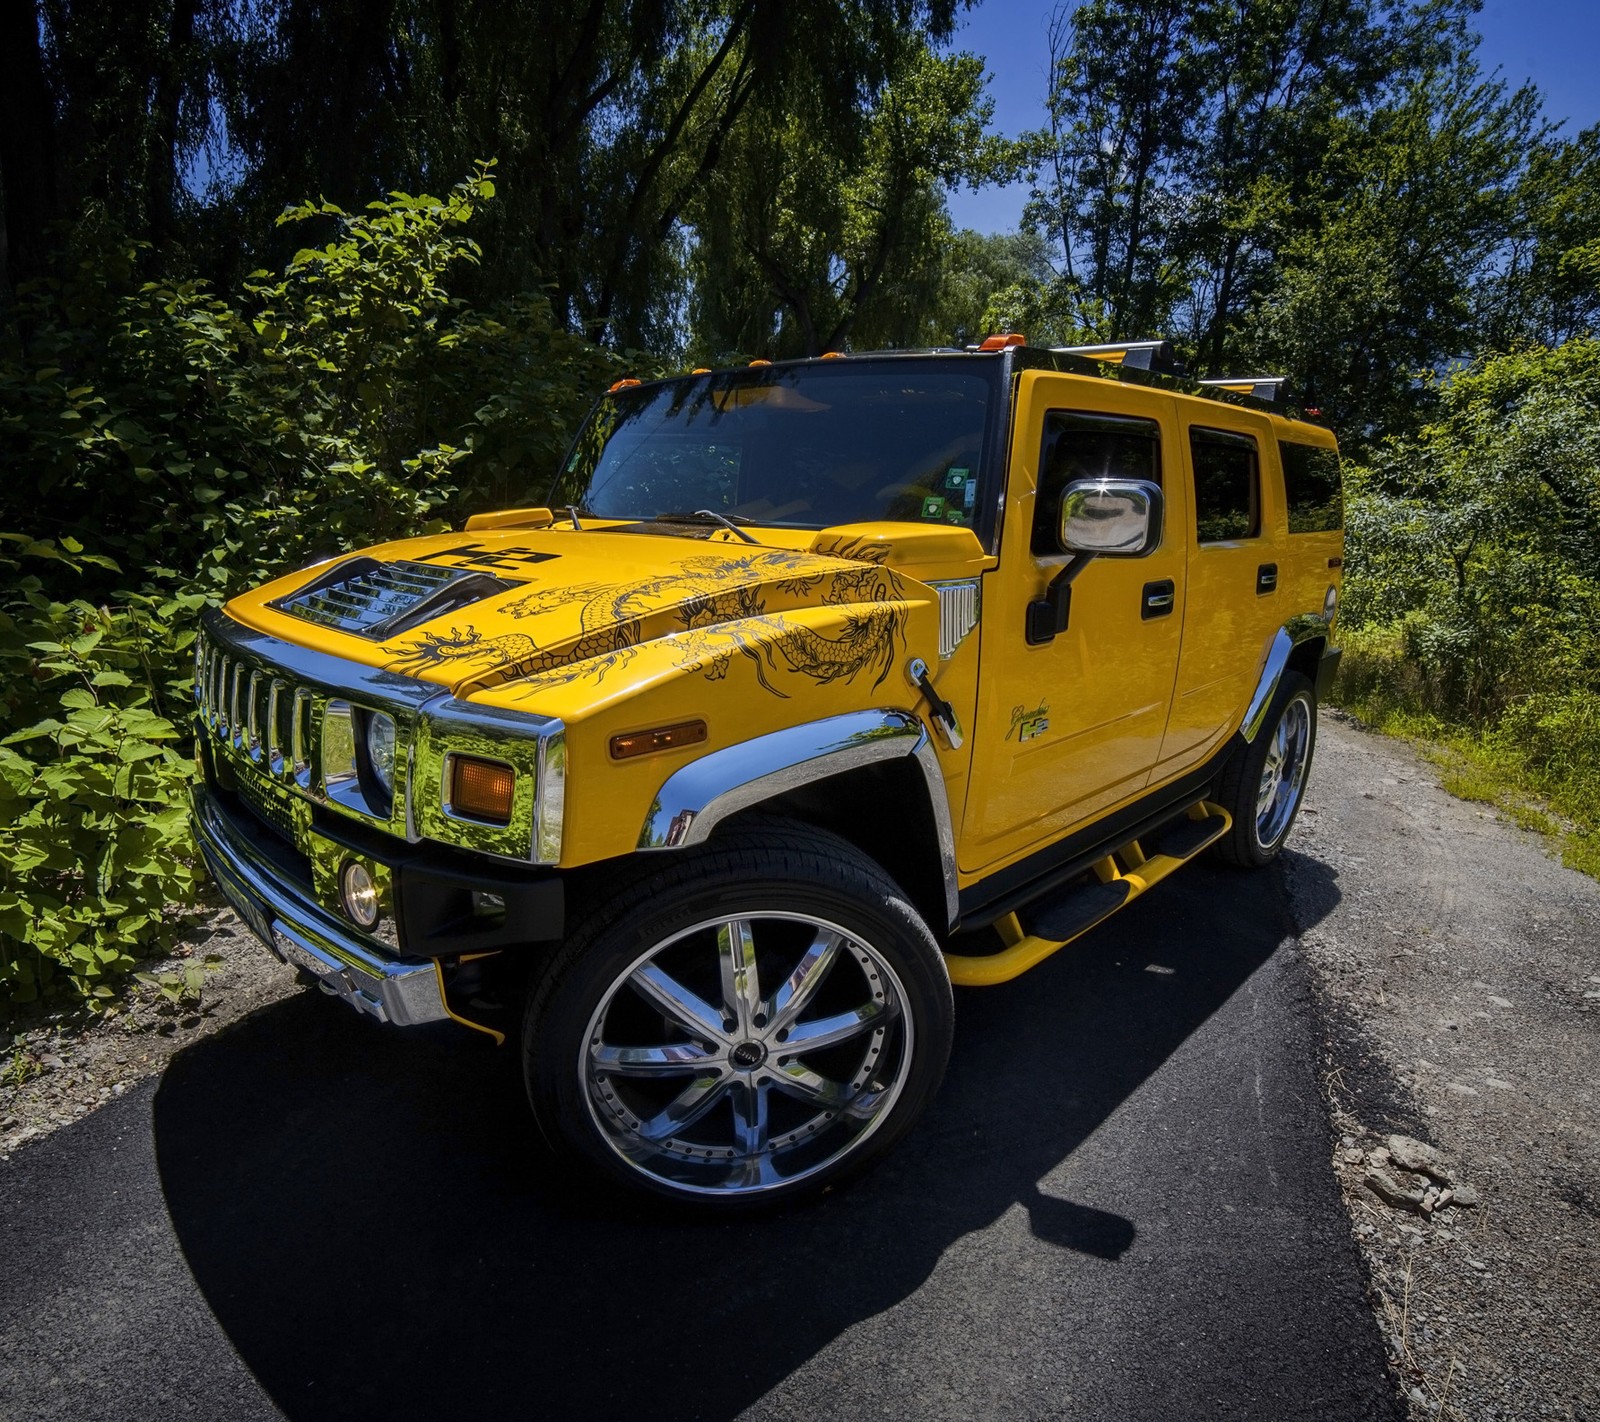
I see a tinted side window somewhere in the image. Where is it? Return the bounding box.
[1280,439,1343,532]
[1034,411,1161,557]
[1190,427,1259,542]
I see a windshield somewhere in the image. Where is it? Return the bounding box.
[547,359,996,530]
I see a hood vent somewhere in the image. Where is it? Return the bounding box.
[270,557,515,639]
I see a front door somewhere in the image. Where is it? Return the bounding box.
[960,373,1188,877]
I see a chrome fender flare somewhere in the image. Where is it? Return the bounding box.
[1241,614,1332,743]
[636,709,959,930]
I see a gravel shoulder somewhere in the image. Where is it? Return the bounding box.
[1288,713,1600,1422]
[1,896,298,1158]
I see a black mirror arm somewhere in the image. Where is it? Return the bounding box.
[1025,552,1096,646]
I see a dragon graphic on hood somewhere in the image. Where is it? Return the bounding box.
[382,548,911,697]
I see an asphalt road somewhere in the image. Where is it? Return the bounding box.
[1,810,1399,1420]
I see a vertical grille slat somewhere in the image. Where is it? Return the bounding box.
[229,663,246,747]
[267,678,288,775]
[246,670,264,760]
[291,686,314,787]
[213,653,230,734]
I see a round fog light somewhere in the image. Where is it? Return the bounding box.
[340,860,381,929]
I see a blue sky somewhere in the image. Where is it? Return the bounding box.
[946,0,1600,235]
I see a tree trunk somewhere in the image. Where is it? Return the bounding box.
[0,0,59,295]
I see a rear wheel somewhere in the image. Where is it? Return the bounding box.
[1213,670,1317,867]
[523,823,953,1207]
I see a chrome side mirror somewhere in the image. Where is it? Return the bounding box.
[1027,478,1165,646]
[1058,478,1163,557]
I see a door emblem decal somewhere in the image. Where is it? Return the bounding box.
[1007,701,1050,741]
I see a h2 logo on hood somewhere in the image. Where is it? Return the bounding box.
[415,543,561,572]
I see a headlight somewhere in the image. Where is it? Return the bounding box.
[366,712,398,795]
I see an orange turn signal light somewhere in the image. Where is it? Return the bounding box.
[978,333,1026,351]
[609,720,708,760]
[449,756,515,823]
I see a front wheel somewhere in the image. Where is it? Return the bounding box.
[1213,669,1317,867]
[523,823,954,1207]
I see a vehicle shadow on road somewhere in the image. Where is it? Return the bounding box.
[152,860,1339,1420]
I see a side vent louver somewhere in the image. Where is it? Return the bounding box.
[931,580,980,659]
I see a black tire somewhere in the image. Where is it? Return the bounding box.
[522,820,954,1208]
[1213,669,1317,868]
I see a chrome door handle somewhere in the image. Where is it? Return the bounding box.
[1142,580,1176,618]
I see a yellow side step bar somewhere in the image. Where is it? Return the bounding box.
[943,802,1233,987]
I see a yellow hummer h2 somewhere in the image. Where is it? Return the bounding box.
[190,337,1343,1206]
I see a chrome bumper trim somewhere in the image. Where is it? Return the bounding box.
[191,784,448,1026]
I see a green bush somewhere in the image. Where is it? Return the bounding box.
[0,165,625,1013]
[1350,340,1600,694]
[2,163,621,604]
[0,541,203,1003]
[1335,337,1600,873]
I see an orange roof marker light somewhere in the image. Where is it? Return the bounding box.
[608,377,642,392]
[820,351,846,359]
[978,333,1026,351]
[691,367,712,374]
[748,359,772,367]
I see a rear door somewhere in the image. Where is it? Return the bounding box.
[1156,410,1287,776]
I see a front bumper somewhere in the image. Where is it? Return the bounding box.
[192,783,449,1026]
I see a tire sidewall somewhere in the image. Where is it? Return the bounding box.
[1246,675,1317,860]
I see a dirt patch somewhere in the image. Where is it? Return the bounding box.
[1,895,299,1158]
[1289,712,1600,1422]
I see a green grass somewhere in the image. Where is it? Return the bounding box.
[1332,675,1600,883]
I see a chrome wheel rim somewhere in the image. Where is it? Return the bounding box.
[580,912,915,1197]
[1255,694,1312,848]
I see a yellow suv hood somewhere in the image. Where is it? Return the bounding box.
[225,523,945,705]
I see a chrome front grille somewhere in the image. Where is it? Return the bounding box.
[194,631,316,791]
[269,557,512,639]
[193,609,566,865]
[235,765,298,843]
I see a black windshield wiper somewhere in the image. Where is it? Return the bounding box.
[652,509,760,544]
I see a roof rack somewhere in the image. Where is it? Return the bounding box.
[1051,340,1181,373]
[1197,376,1286,403]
